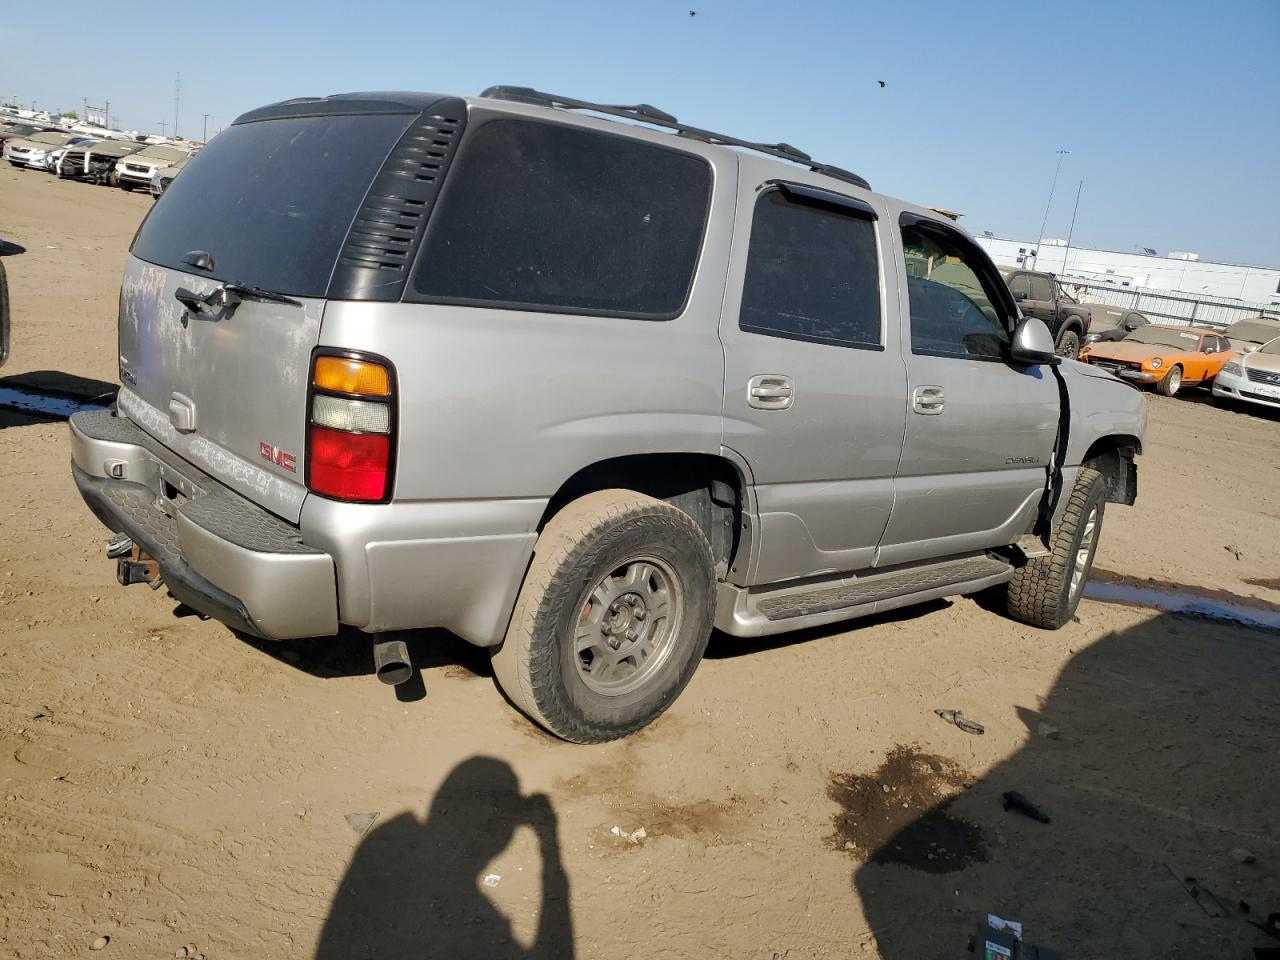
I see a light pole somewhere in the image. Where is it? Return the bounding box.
[202,114,209,142]
[1033,148,1070,268]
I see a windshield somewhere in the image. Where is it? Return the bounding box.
[131,113,412,298]
[1125,326,1204,350]
[1225,319,1280,345]
[28,132,70,145]
[136,145,189,162]
[1260,337,1280,357]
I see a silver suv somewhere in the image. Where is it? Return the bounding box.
[69,88,1145,742]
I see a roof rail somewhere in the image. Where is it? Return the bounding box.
[479,86,870,191]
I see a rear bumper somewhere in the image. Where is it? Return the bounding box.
[70,409,338,639]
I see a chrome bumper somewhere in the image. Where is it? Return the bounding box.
[69,409,338,639]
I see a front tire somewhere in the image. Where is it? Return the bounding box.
[1006,467,1106,629]
[1156,364,1182,397]
[491,489,716,743]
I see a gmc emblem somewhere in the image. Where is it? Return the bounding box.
[260,442,297,473]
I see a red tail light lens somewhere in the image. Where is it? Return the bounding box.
[308,427,390,502]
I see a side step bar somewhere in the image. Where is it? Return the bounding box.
[715,554,1015,638]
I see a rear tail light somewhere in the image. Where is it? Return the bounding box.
[306,352,396,503]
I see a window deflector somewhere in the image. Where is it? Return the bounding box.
[775,181,877,219]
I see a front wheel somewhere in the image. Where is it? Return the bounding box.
[1156,364,1182,397]
[491,489,716,743]
[119,182,134,192]
[1006,467,1106,629]
[1055,329,1081,358]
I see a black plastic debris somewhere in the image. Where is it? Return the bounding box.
[934,708,985,735]
[1001,791,1051,823]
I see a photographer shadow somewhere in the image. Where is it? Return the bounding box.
[315,756,574,960]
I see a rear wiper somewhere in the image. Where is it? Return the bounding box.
[174,281,301,320]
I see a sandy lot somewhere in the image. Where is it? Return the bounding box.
[2,165,1278,959]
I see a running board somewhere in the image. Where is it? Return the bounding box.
[715,554,1015,638]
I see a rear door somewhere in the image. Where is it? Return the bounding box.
[720,161,906,584]
[118,110,418,522]
[878,211,1059,567]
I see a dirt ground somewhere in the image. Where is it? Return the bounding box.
[2,165,1278,959]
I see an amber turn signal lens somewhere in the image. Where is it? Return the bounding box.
[313,356,391,396]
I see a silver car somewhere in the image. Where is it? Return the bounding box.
[69,88,1146,741]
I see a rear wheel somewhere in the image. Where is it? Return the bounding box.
[1055,329,1081,358]
[491,489,715,743]
[1156,364,1182,397]
[119,182,133,192]
[1006,467,1106,629]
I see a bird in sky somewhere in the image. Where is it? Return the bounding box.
[877,80,886,87]
[689,9,697,15]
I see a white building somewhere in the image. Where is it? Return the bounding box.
[975,235,1280,305]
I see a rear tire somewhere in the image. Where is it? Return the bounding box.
[119,182,133,192]
[1055,329,1081,358]
[1006,467,1106,629]
[1156,364,1182,397]
[491,489,715,743]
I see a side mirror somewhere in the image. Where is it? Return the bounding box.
[1124,319,1140,331]
[1009,317,1060,365]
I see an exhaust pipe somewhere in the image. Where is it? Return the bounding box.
[372,639,413,686]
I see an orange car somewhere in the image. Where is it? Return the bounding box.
[1079,325,1235,397]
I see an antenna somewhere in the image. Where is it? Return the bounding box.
[174,72,180,138]
[1061,181,1084,279]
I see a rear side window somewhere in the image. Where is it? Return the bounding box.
[738,189,881,349]
[409,119,711,319]
[1007,273,1030,298]
[130,114,413,297]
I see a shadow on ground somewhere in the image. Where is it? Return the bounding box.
[849,611,1280,958]
[314,756,574,960]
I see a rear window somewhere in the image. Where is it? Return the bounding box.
[130,114,412,298]
[409,118,712,319]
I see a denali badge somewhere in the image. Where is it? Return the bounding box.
[1005,455,1041,465]
[260,442,297,473]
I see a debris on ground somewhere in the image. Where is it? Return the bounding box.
[90,935,109,950]
[934,709,985,735]
[1001,791,1051,824]
[1036,721,1061,740]
[482,873,501,887]
[968,915,1063,959]
[610,824,648,844]
[343,812,379,835]
[1230,847,1257,864]
[1168,867,1230,918]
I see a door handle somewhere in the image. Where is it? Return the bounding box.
[747,374,794,410]
[912,385,945,415]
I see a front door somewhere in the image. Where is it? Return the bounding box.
[720,163,906,584]
[877,213,1060,567]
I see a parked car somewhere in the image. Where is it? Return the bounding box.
[998,268,1132,358]
[57,139,146,184]
[0,121,58,145]
[1080,324,1234,396]
[32,136,94,172]
[3,130,84,168]
[114,143,193,191]
[1081,306,1148,346]
[1213,336,1280,412]
[149,151,194,198]
[68,87,1145,742]
[1222,316,1280,354]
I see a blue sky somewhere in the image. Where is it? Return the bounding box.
[4,0,1278,265]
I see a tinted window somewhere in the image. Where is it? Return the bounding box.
[738,189,881,349]
[1007,273,1030,298]
[130,114,412,297]
[411,119,711,318]
[902,223,1011,360]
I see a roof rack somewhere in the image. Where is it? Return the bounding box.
[479,86,870,191]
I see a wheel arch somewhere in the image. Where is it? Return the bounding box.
[1082,435,1141,505]
[537,452,751,580]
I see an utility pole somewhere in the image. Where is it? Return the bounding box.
[1033,148,1070,268]
[174,72,180,138]
[202,113,209,142]
[1060,181,1084,280]
[159,120,167,138]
